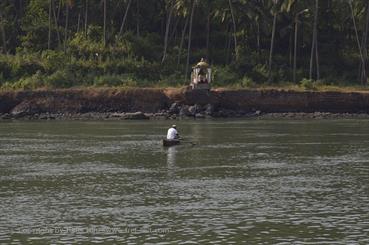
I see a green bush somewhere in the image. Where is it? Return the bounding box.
[240,76,255,88]
[10,71,45,90]
[101,58,161,80]
[250,64,269,83]
[69,30,134,60]
[212,66,240,87]
[0,72,5,86]
[299,78,316,90]
[93,74,125,87]
[120,32,161,61]
[0,58,12,79]
[93,74,138,87]
[157,72,184,87]
[40,50,67,73]
[45,70,75,88]
[0,53,44,79]
[69,31,105,59]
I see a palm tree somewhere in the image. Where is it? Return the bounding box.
[177,16,188,67]
[162,0,175,63]
[175,0,191,67]
[237,0,263,58]
[184,0,196,83]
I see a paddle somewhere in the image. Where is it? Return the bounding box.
[179,138,197,146]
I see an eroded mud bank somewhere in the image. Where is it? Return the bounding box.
[1,88,369,119]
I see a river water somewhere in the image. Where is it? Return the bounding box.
[0,119,369,244]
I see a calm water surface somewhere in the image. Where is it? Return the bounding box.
[1,119,369,244]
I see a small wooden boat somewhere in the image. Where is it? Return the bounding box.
[162,139,180,147]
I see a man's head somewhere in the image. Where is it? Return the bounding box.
[172,125,177,129]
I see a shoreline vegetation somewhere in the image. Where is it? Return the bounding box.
[1,1,369,92]
[2,1,369,120]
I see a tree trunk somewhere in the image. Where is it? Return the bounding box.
[177,16,189,67]
[315,33,320,80]
[185,0,196,83]
[77,12,81,33]
[256,19,260,58]
[48,0,52,49]
[361,2,369,84]
[350,0,366,85]
[119,0,132,36]
[15,0,23,27]
[52,0,61,46]
[206,7,210,60]
[18,0,23,16]
[63,3,69,53]
[293,19,298,83]
[162,3,174,63]
[84,0,88,37]
[268,12,277,82]
[103,0,106,47]
[136,0,140,37]
[57,0,62,23]
[289,27,293,70]
[309,0,318,80]
[169,16,180,44]
[0,11,6,54]
[228,0,237,60]
[226,28,231,64]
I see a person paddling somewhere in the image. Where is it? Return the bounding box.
[167,125,179,140]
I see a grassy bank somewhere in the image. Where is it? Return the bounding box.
[1,50,368,92]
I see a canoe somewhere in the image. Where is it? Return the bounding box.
[162,139,180,147]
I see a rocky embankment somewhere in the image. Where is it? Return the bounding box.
[1,88,369,120]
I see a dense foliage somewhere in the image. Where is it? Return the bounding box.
[0,0,369,89]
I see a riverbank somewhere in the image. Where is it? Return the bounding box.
[1,87,369,120]
[2,111,369,121]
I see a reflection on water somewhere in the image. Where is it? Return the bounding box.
[1,119,369,243]
[166,146,177,170]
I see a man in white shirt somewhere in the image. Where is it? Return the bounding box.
[167,125,179,140]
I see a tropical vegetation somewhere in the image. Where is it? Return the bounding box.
[0,0,369,90]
